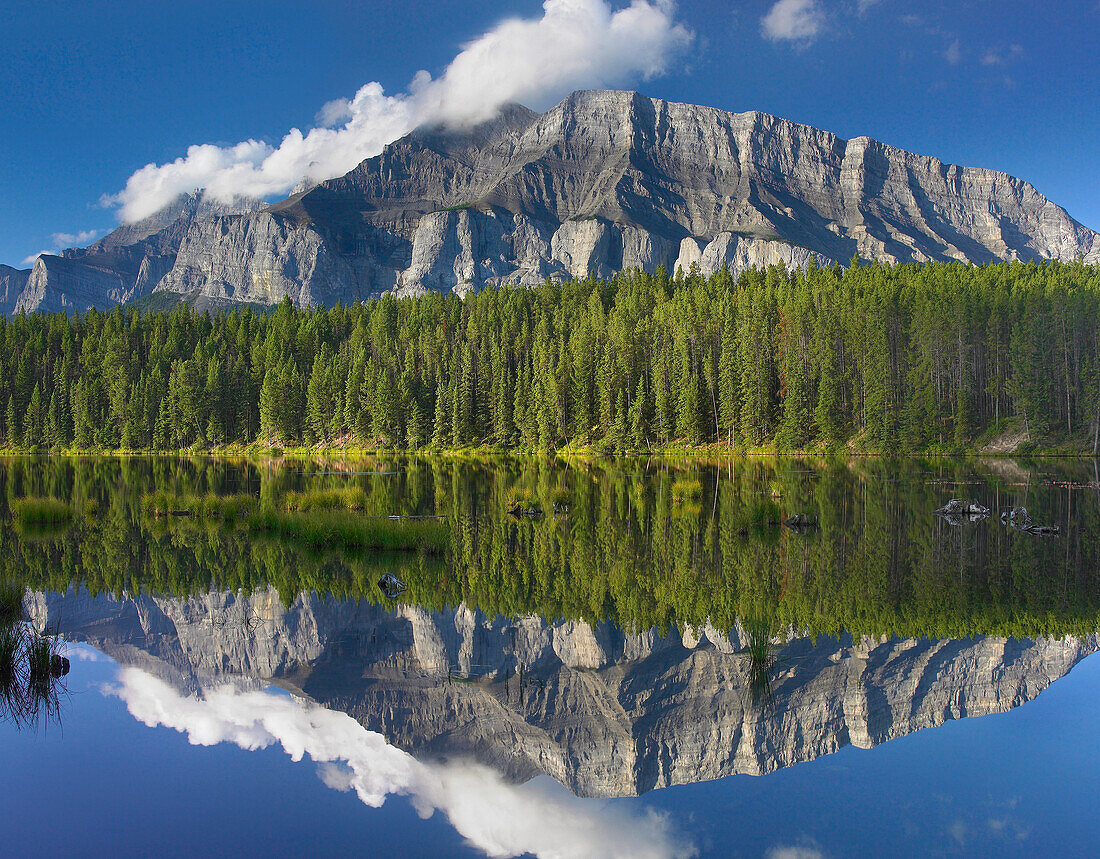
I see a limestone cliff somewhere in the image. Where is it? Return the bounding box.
[159,90,1100,303]
[28,587,1098,798]
[10,91,1099,312]
[0,264,30,315]
[11,193,259,314]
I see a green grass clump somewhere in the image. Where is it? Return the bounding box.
[282,487,366,512]
[503,486,543,515]
[504,486,538,505]
[0,621,28,718]
[142,492,258,521]
[11,498,73,525]
[0,584,23,627]
[670,479,703,503]
[246,510,448,554]
[730,498,782,534]
[549,486,571,506]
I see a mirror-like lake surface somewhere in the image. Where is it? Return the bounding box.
[2,456,1099,857]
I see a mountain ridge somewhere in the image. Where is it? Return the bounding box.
[7,90,1099,313]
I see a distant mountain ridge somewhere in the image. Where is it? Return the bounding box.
[8,90,1100,313]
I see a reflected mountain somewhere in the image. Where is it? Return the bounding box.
[27,586,1097,798]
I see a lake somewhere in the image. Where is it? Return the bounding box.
[1,455,1098,857]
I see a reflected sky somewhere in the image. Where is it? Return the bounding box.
[2,640,1099,858]
[106,663,694,859]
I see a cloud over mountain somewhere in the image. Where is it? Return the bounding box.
[105,0,693,224]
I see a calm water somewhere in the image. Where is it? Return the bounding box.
[2,455,1099,858]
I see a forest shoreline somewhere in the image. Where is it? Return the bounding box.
[0,442,1096,460]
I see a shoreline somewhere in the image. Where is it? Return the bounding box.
[0,444,1096,460]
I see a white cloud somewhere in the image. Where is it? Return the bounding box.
[983,44,1023,65]
[51,229,101,247]
[106,668,696,859]
[761,0,825,42]
[105,0,694,224]
[21,228,103,265]
[770,844,822,857]
[856,0,880,12]
[767,847,825,859]
[944,39,962,65]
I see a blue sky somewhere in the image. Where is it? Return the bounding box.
[3,0,1098,269]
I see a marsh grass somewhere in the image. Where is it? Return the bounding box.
[23,630,67,729]
[549,486,570,506]
[0,621,27,722]
[731,498,782,534]
[282,487,367,512]
[503,486,539,507]
[0,583,23,626]
[670,479,703,503]
[246,510,449,554]
[741,618,777,714]
[503,486,544,516]
[142,491,258,522]
[11,498,73,525]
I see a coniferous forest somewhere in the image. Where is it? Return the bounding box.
[1,258,1099,454]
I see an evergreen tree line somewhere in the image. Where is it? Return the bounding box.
[1,258,1099,452]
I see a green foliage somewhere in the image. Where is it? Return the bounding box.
[11,498,72,525]
[281,487,366,512]
[245,509,448,554]
[1,456,1098,641]
[0,260,1096,453]
[670,479,703,502]
[142,491,258,522]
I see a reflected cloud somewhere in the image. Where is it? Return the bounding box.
[766,846,825,859]
[106,667,695,859]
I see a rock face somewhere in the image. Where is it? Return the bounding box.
[28,586,1098,798]
[8,91,1099,312]
[0,265,30,315]
[10,193,260,314]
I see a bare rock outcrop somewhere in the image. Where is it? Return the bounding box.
[9,91,1097,312]
[0,264,30,315]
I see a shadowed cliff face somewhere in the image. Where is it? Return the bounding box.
[10,91,1100,312]
[25,587,1097,798]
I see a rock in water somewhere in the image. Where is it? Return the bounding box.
[935,499,990,526]
[1001,507,1033,531]
[377,573,406,599]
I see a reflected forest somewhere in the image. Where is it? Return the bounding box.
[2,456,1098,641]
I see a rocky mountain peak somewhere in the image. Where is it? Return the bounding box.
[7,90,1099,314]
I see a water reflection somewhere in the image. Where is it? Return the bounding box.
[26,586,1097,798]
[3,455,1100,855]
[2,455,1099,639]
[107,667,694,859]
[0,583,69,730]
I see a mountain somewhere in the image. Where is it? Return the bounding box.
[0,265,30,315]
[10,193,260,314]
[26,586,1098,798]
[10,90,1100,312]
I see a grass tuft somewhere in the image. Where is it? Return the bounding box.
[142,491,258,522]
[11,498,73,525]
[282,487,367,512]
[670,479,703,503]
[246,510,448,554]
